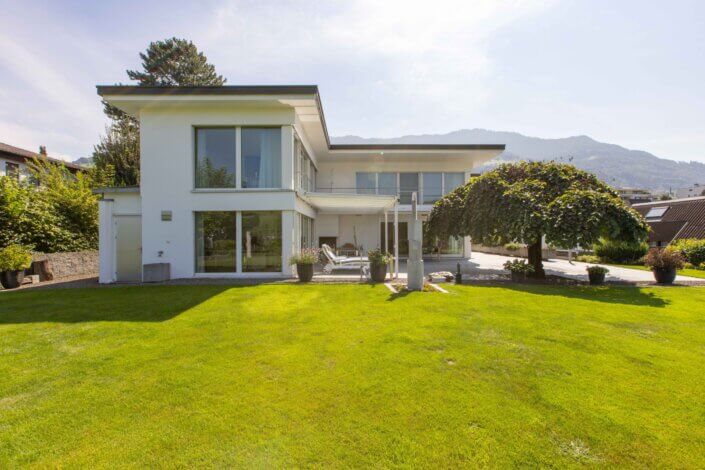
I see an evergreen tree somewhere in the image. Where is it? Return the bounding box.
[93,38,226,186]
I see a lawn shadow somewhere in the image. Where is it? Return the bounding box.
[493,283,670,308]
[386,289,412,301]
[0,284,238,324]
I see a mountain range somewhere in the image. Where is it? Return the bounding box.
[332,129,705,191]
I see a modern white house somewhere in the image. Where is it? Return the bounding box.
[95,85,504,283]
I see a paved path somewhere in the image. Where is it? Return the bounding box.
[455,251,703,284]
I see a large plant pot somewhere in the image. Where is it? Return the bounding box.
[0,270,25,289]
[588,272,606,285]
[653,267,677,284]
[296,263,314,282]
[510,271,526,282]
[370,263,388,283]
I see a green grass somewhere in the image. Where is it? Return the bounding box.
[1,284,705,467]
[608,263,705,279]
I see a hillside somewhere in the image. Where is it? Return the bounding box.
[333,129,705,191]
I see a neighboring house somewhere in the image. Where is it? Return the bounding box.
[616,187,655,205]
[0,142,84,180]
[632,196,705,247]
[95,85,504,283]
[675,183,705,199]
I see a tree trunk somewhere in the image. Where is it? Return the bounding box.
[527,238,545,278]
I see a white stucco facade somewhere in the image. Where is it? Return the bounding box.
[95,85,504,282]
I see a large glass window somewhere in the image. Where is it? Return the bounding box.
[241,128,281,188]
[295,137,316,191]
[356,172,376,194]
[299,214,314,249]
[195,212,236,272]
[195,128,237,188]
[399,173,419,204]
[378,173,397,196]
[444,172,465,194]
[242,211,282,272]
[423,172,442,204]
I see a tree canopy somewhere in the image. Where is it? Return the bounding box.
[93,37,226,186]
[426,161,649,277]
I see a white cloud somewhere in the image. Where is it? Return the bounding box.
[201,0,556,135]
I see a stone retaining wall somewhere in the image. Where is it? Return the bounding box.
[33,251,99,279]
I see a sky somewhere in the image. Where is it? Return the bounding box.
[0,0,704,163]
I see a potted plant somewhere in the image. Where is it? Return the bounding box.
[644,248,684,284]
[586,265,609,285]
[289,248,320,282]
[368,248,392,283]
[0,244,33,289]
[503,259,534,282]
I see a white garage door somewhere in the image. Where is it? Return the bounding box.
[115,215,142,282]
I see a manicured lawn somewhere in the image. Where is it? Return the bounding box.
[1,284,705,467]
[608,263,705,279]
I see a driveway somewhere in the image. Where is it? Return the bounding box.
[451,251,703,284]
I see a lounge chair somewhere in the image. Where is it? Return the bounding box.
[320,244,369,274]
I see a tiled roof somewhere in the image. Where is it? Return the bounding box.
[0,142,84,171]
[633,197,705,243]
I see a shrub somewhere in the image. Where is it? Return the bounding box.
[289,248,320,265]
[644,248,684,270]
[368,248,392,265]
[503,259,535,274]
[504,242,522,251]
[593,238,648,263]
[670,239,705,267]
[586,265,609,275]
[0,244,33,271]
[576,254,600,263]
[0,159,101,252]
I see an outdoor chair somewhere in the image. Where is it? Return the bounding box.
[320,244,370,275]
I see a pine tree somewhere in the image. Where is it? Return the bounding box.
[93,38,226,186]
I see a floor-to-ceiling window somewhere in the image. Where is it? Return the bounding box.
[241,128,282,188]
[380,222,409,256]
[242,211,282,272]
[356,172,376,194]
[444,172,465,194]
[195,212,237,272]
[422,173,443,204]
[195,128,237,188]
[399,173,419,204]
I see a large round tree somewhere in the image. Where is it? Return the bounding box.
[426,161,649,278]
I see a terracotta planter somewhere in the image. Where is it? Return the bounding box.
[653,267,677,284]
[510,271,526,282]
[0,270,25,289]
[370,263,387,283]
[588,272,606,285]
[296,263,314,282]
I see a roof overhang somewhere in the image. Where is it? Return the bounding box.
[302,192,397,214]
[97,85,505,164]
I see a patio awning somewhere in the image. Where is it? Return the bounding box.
[302,192,397,214]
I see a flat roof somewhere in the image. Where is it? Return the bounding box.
[97,85,506,154]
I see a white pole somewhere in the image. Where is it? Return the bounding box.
[384,211,388,253]
[394,202,399,279]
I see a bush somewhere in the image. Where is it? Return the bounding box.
[0,244,32,271]
[503,259,534,274]
[0,159,101,252]
[593,239,648,263]
[586,265,609,275]
[368,248,392,265]
[670,239,705,267]
[289,248,320,265]
[503,242,522,251]
[644,248,684,270]
[576,254,600,263]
